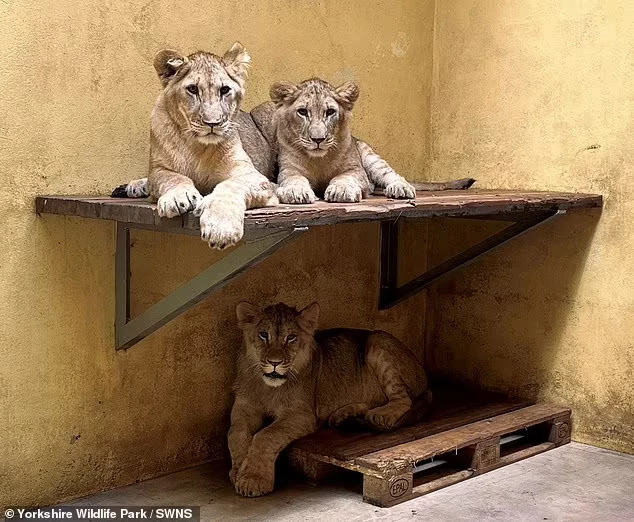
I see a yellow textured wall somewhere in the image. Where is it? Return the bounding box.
[0,0,433,507]
[426,1,633,453]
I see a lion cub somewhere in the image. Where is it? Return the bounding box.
[229,301,430,497]
[270,78,474,204]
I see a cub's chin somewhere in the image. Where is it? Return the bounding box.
[196,132,226,145]
[262,371,288,387]
[306,148,329,157]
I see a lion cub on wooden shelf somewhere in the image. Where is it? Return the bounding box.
[269,78,474,204]
[229,301,431,497]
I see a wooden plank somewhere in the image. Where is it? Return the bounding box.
[35,190,603,231]
[356,403,570,473]
[291,383,531,461]
[292,398,530,462]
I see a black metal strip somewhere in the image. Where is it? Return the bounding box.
[379,211,563,310]
[379,220,399,308]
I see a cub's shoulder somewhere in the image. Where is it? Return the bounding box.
[250,101,278,144]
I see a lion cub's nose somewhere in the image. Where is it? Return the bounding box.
[311,137,325,145]
[203,118,222,128]
[266,358,283,367]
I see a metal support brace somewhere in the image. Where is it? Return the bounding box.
[379,210,565,310]
[115,222,306,350]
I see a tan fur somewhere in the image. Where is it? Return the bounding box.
[269,78,474,204]
[128,43,278,249]
[118,69,474,227]
[229,302,430,497]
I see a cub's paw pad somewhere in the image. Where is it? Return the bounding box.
[157,186,202,218]
[277,185,317,204]
[234,472,274,498]
[324,183,362,203]
[199,208,244,250]
[385,181,416,199]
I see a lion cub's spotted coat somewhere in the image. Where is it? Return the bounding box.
[228,302,430,497]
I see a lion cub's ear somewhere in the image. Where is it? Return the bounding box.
[154,49,188,87]
[334,81,360,110]
[236,301,259,329]
[270,81,300,105]
[223,42,251,86]
[298,302,320,333]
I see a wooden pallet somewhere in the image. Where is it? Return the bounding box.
[288,400,571,507]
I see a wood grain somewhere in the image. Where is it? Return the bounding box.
[35,190,602,231]
[356,403,571,472]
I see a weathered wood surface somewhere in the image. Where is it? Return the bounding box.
[35,190,602,231]
[356,403,570,473]
[291,385,531,461]
[290,400,572,508]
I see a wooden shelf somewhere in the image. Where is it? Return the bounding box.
[35,190,602,231]
[35,189,602,349]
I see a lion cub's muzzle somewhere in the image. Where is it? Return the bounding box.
[192,119,230,140]
[261,360,289,386]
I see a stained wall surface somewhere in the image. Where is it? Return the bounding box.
[426,0,633,453]
[0,0,433,507]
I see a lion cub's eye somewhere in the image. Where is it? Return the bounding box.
[326,108,336,116]
[220,86,230,96]
[258,331,269,341]
[186,84,199,95]
[286,334,297,343]
[297,108,309,117]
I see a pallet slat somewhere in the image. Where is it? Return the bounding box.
[292,398,530,461]
[289,401,572,508]
[357,403,570,472]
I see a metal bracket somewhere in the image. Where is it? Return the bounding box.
[115,222,306,350]
[379,210,565,310]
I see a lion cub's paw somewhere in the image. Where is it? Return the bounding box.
[234,470,275,498]
[277,184,317,205]
[126,178,149,198]
[157,186,202,218]
[365,405,403,431]
[328,403,369,426]
[197,204,244,250]
[324,182,362,203]
[385,180,416,200]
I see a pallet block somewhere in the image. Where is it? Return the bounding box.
[289,402,571,507]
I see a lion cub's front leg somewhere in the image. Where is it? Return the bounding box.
[194,164,278,250]
[228,398,264,485]
[234,411,316,497]
[150,169,203,218]
[276,168,317,204]
[324,170,370,203]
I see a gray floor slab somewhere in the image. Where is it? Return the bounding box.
[69,442,634,521]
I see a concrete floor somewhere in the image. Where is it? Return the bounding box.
[70,442,634,521]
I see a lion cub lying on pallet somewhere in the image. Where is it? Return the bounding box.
[229,301,431,497]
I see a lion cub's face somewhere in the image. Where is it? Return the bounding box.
[271,79,360,157]
[236,302,319,387]
[153,43,251,145]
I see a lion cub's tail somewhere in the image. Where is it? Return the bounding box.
[411,179,476,191]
